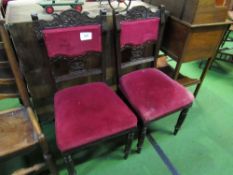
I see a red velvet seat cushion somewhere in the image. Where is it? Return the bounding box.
[120,68,194,123]
[55,82,137,152]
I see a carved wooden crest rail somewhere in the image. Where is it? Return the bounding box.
[116,6,164,61]
[32,10,104,81]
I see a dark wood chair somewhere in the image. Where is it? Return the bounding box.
[113,5,194,153]
[32,10,137,175]
[0,22,57,174]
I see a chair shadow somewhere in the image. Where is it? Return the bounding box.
[148,127,173,136]
[199,60,230,74]
[55,137,128,172]
[55,127,173,172]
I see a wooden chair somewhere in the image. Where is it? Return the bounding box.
[0,22,57,174]
[32,10,137,175]
[113,6,194,153]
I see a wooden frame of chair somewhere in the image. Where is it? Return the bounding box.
[113,5,193,153]
[0,22,57,174]
[32,10,137,175]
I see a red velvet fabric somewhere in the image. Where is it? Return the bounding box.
[55,82,137,152]
[120,68,194,123]
[3,0,11,6]
[43,25,102,58]
[120,18,160,48]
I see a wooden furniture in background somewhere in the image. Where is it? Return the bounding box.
[159,16,231,96]
[147,0,232,97]
[0,22,57,175]
[148,0,229,24]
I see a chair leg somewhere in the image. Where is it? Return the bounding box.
[174,107,190,135]
[38,135,58,175]
[124,131,134,159]
[137,126,147,154]
[63,155,77,175]
[43,152,58,175]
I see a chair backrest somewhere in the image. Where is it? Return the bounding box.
[32,10,107,90]
[0,23,57,173]
[114,5,166,78]
[0,22,29,106]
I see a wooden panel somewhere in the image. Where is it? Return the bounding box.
[8,23,56,122]
[215,0,227,6]
[182,25,228,62]
[162,17,230,62]
[0,107,37,159]
[162,17,189,60]
[193,0,228,24]
[149,0,228,24]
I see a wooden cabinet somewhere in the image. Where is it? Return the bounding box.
[149,0,230,24]
[162,17,230,62]
[147,1,232,96]
[160,16,231,96]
